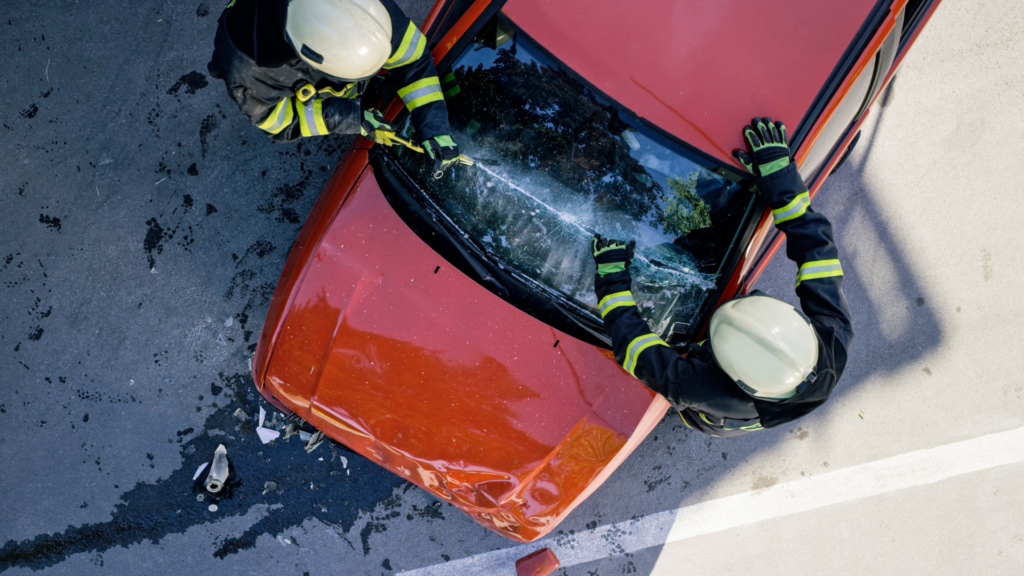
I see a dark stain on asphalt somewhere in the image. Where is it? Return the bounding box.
[143,218,165,270]
[187,163,199,176]
[0,372,406,570]
[38,214,61,232]
[206,203,218,216]
[199,114,217,159]
[258,178,309,224]
[20,104,39,119]
[27,326,44,341]
[196,3,211,17]
[166,71,209,96]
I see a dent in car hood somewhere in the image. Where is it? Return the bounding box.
[263,167,658,540]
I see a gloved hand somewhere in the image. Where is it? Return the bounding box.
[591,234,635,277]
[423,135,460,175]
[359,109,398,144]
[732,117,792,177]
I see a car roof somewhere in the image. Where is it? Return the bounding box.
[502,0,881,166]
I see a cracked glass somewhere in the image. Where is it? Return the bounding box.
[389,16,754,339]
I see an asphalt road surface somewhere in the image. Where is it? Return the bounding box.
[2,1,1022,574]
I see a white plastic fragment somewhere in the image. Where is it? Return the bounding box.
[204,444,229,493]
[257,426,281,444]
[299,430,311,442]
[208,504,218,512]
[340,456,348,469]
[259,406,266,427]
[192,462,209,481]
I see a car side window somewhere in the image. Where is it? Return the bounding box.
[799,8,905,180]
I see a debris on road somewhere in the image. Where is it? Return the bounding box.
[257,427,281,444]
[256,406,281,444]
[515,548,560,576]
[263,481,278,495]
[304,431,325,453]
[196,493,205,502]
[208,504,218,512]
[204,444,229,493]
[233,408,248,422]
[192,462,209,481]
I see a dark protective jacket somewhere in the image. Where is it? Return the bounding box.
[595,163,854,437]
[207,0,451,143]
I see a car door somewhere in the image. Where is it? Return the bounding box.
[733,0,941,296]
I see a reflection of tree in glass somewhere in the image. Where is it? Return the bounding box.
[661,173,712,237]
[451,49,663,221]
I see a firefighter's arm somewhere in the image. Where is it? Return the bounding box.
[758,163,853,332]
[591,237,724,410]
[378,0,452,141]
[732,118,852,332]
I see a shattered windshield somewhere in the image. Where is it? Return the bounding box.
[388,16,754,339]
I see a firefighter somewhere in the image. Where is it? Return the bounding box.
[208,0,461,174]
[591,118,854,436]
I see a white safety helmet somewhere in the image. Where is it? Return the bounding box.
[708,295,819,401]
[285,0,393,81]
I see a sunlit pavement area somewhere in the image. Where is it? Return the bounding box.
[1,0,1022,574]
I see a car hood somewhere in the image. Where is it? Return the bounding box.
[262,163,664,541]
[503,0,881,165]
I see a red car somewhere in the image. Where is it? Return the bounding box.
[253,0,941,542]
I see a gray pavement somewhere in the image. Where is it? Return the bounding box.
[2,0,1023,574]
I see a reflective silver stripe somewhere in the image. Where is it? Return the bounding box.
[384,23,425,69]
[796,259,843,287]
[623,333,667,376]
[799,262,842,276]
[598,292,635,318]
[258,98,292,134]
[772,192,810,224]
[297,99,329,137]
[400,82,442,106]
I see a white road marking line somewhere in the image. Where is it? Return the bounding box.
[407,426,1024,575]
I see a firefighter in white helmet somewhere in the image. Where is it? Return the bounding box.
[209,0,461,174]
[591,119,854,436]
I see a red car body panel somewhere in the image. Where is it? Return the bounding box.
[503,0,880,167]
[258,156,670,541]
[254,0,938,542]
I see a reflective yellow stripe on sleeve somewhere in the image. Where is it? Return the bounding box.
[397,77,443,112]
[257,97,294,135]
[772,192,810,225]
[383,22,426,69]
[795,259,843,287]
[296,98,329,138]
[622,333,669,377]
[597,291,636,318]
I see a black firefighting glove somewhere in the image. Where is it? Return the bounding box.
[423,135,460,175]
[591,234,635,277]
[359,109,398,144]
[732,117,792,177]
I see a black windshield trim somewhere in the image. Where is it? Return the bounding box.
[370,148,614,348]
[789,0,893,150]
